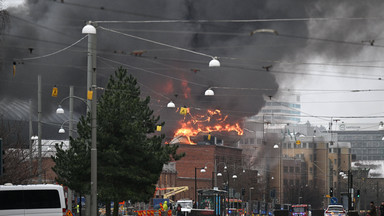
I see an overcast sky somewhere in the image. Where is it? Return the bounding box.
[2,0,384,140]
[2,0,24,9]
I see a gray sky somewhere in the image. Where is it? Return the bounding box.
[2,0,24,9]
[2,0,384,140]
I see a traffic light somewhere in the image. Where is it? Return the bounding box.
[356,189,360,198]
[241,188,245,196]
[330,187,333,197]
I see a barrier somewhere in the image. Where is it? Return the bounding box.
[134,209,171,216]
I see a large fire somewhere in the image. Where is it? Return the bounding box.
[172,109,243,144]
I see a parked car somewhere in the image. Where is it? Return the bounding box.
[324,205,347,216]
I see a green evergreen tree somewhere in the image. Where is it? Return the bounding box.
[52,67,184,216]
[52,115,91,195]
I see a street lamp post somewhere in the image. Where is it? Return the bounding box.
[56,86,91,213]
[249,187,254,216]
[339,170,353,210]
[348,170,353,211]
[273,144,282,204]
[195,167,206,207]
[37,75,42,184]
[82,22,97,216]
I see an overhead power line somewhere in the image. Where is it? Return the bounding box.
[14,35,87,61]
[93,17,384,24]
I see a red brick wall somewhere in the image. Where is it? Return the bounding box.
[173,144,243,201]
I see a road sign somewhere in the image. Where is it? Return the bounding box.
[296,140,301,145]
[330,197,338,204]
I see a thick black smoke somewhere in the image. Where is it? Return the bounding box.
[2,0,382,140]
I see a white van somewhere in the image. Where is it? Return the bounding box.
[0,184,66,216]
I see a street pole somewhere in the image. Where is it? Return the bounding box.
[195,167,204,207]
[67,86,74,212]
[37,74,42,184]
[249,187,254,216]
[195,167,197,206]
[82,22,97,216]
[348,170,353,210]
[29,100,33,180]
[279,145,282,204]
[214,159,217,188]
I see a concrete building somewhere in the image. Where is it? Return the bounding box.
[250,94,301,125]
[335,130,384,160]
[328,142,351,200]
[278,135,330,208]
[256,122,353,209]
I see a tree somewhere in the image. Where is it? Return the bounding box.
[52,67,184,216]
[0,116,42,185]
[52,115,91,195]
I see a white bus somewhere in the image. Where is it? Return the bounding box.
[0,184,66,216]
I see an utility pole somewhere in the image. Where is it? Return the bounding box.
[348,170,353,210]
[67,86,74,212]
[37,75,42,184]
[82,22,97,216]
[29,99,33,180]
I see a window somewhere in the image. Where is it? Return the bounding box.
[0,190,60,210]
[289,167,294,173]
[0,191,23,209]
[284,166,288,173]
[309,167,313,174]
[24,190,61,209]
[284,179,288,185]
[295,167,300,173]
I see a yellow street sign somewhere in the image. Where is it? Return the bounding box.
[179,107,188,115]
[156,125,162,131]
[52,87,58,97]
[296,140,301,145]
[87,90,93,100]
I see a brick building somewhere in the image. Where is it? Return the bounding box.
[167,143,253,201]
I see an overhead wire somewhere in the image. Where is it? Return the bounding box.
[14,35,87,61]
[97,57,173,101]
[8,14,384,123]
[96,56,207,88]
[49,0,169,20]
[93,17,384,24]
[9,14,75,39]
[6,26,384,81]
[98,26,216,59]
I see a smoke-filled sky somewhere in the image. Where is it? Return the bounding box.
[2,0,384,140]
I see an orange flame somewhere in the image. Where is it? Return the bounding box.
[172,109,243,144]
